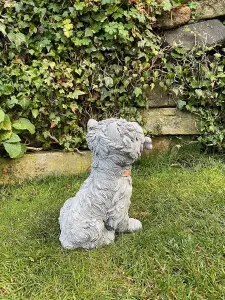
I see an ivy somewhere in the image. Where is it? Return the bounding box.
[0,109,35,158]
[0,0,220,157]
[156,45,225,152]
[0,0,162,157]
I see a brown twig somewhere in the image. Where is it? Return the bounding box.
[74,148,85,155]
[26,147,43,151]
[49,134,60,144]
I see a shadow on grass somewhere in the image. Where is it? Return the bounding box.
[28,206,61,245]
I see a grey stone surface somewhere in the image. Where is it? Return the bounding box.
[164,19,225,49]
[143,108,199,135]
[195,0,225,20]
[146,84,177,107]
[59,118,152,250]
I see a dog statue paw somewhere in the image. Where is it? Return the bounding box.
[128,218,143,232]
[59,118,152,250]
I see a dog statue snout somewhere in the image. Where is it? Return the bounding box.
[144,136,152,150]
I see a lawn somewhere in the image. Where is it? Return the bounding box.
[0,152,225,299]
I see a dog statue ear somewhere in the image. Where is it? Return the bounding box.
[86,119,99,151]
[87,119,98,132]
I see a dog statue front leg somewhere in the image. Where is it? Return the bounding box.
[127,218,142,232]
[116,217,142,233]
[106,214,142,233]
[106,176,142,233]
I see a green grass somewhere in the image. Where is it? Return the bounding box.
[1,152,225,299]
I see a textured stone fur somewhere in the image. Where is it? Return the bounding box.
[59,118,152,249]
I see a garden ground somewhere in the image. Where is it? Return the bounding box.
[0,150,225,299]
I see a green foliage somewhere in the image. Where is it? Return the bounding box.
[0,108,35,158]
[13,118,35,134]
[162,0,198,10]
[0,0,220,156]
[156,46,225,152]
[162,0,173,11]
[0,0,162,157]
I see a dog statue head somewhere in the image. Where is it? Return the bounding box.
[86,118,152,167]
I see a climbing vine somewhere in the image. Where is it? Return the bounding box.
[156,45,225,152]
[0,0,224,157]
[0,0,163,157]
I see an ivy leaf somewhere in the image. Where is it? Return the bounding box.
[18,97,30,109]
[8,32,27,48]
[7,96,18,108]
[70,103,78,113]
[214,53,221,60]
[217,72,225,78]
[118,28,129,39]
[0,115,12,131]
[6,132,21,143]
[73,90,86,99]
[63,19,73,37]
[32,109,39,118]
[28,49,35,55]
[177,100,186,110]
[104,77,113,87]
[39,38,51,50]
[134,87,142,97]
[72,37,91,46]
[104,23,118,35]
[3,142,22,158]
[189,2,198,9]
[64,30,72,38]
[0,23,6,35]
[49,62,56,69]
[74,2,86,11]
[85,27,93,37]
[0,130,12,142]
[162,0,172,11]
[150,83,155,91]
[195,89,203,98]
[18,144,26,158]
[13,118,35,134]
[93,12,107,22]
[0,108,5,123]
[101,0,115,4]
[63,19,72,25]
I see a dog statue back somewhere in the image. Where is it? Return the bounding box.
[59,118,152,249]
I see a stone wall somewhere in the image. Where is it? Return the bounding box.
[1,1,224,183]
[0,152,92,184]
[143,88,199,159]
[146,0,225,149]
[158,1,225,48]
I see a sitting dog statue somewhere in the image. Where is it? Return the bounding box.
[59,118,152,249]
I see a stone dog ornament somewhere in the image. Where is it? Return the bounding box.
[59,118,152,249]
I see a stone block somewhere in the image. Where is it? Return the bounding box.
[156,5,191,29]
[143,136,171,154]
[146,84,177,107]
[143,135,200,155]
[143,108,199,135]
[164,19,225,49]
[0,151,92,184]
[195,0,225,20]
